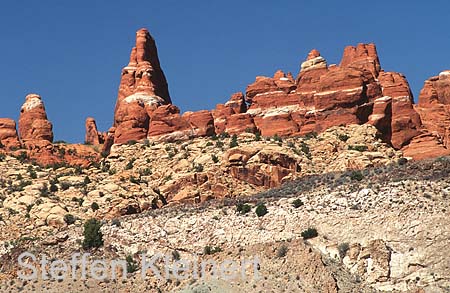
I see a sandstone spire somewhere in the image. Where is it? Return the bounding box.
[18,94,53,144]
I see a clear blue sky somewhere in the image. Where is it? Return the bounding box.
[0,1,449,142]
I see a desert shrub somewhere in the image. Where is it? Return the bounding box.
[276,244,288,258]
[27,166,37,179]
[172,250,181,261]
[193,163,204,173]
[111,218,121,227]
[301,227,318,240]
[350,170,364,181]
[83,176,91,185]
[91,202,100,211]
[15,152,28,163]
[236,203,251,215]
[348,145,368,152]
[273,134,282,142]
[254,131,261,141]
[398,157,408,165]
[304,132,318,140]
[219,132,230,139]
[64,214,76,225]
[206,141,213,147]
[338,242,350,259]
[215,140,224,148]
[125,158,136,170]
[60,182,71,191]
[203,246,222,255]
[82,219,103,249]
[126,255,138,273]
[230,134,239,148]
[0,153,5,161]
[255,203,268,217]
[130,175,140,184]
[39,183,50,197]
[127,140,137,146]
[211,154,219,163]
[338,134,350,142]
[140,168,152,176]
[49,181,58,192]
[292,198,304,208]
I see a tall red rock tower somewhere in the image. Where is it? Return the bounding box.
[113,28,172,144]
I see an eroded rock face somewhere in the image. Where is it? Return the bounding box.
[224,146,301,188]
[0,118,21,149]
[18,94,53,144]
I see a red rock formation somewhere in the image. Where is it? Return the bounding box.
[148,105,192,141]
[378,72,421,149]
[113,28,171,144]
[18,94,53,145]
[182,110,215,137]
[402,132,450,160]
[85,117,104,145]
[415,70,450,149]
[340,43,381,77]
[0,118,21,149]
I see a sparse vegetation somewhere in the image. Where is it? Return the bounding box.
[64,214,76,225]
[338,242,350,259]
[126,255,138,273]
[125,158,136,170]
[292,198,304,208]
[350,170,364,181]
[236,203,252,215]
[255,203,268,217]
[348,145,368,152]
[91,202,100,212]
[203,245,222,255]
[301,227,318,240]
[276,244,288,258]
[82,219,103,249]
[211,154,219,163]
[230,134,239,148]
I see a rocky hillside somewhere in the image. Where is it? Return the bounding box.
[0,126,449,292]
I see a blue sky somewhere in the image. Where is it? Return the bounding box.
[0,1,449,142]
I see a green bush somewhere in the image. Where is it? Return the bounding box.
[0,153,5,162]
[64,214,76,225]
[292,199,304,208]
[211,154,219,163]
[82,219,103,249]
[338,242,350,259]
[348,145,368,152]
[193,163,204,172]
[254,131,261,141]
[350,170,364,181]
[236,203,251,215]
[91,202,100,211]
[338,134,350,142]
[125,158,136,170]
[111,218,121,227]
[203,246,222,255]
[28,166,37,179]
[126,255,138,273]
[172,250,181,261]
[301,227,318,240]
[398,157,408,165]
[276,244,288,258]
[255,203,268,217]
[230,134,239,148]
[273,134,282,142]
